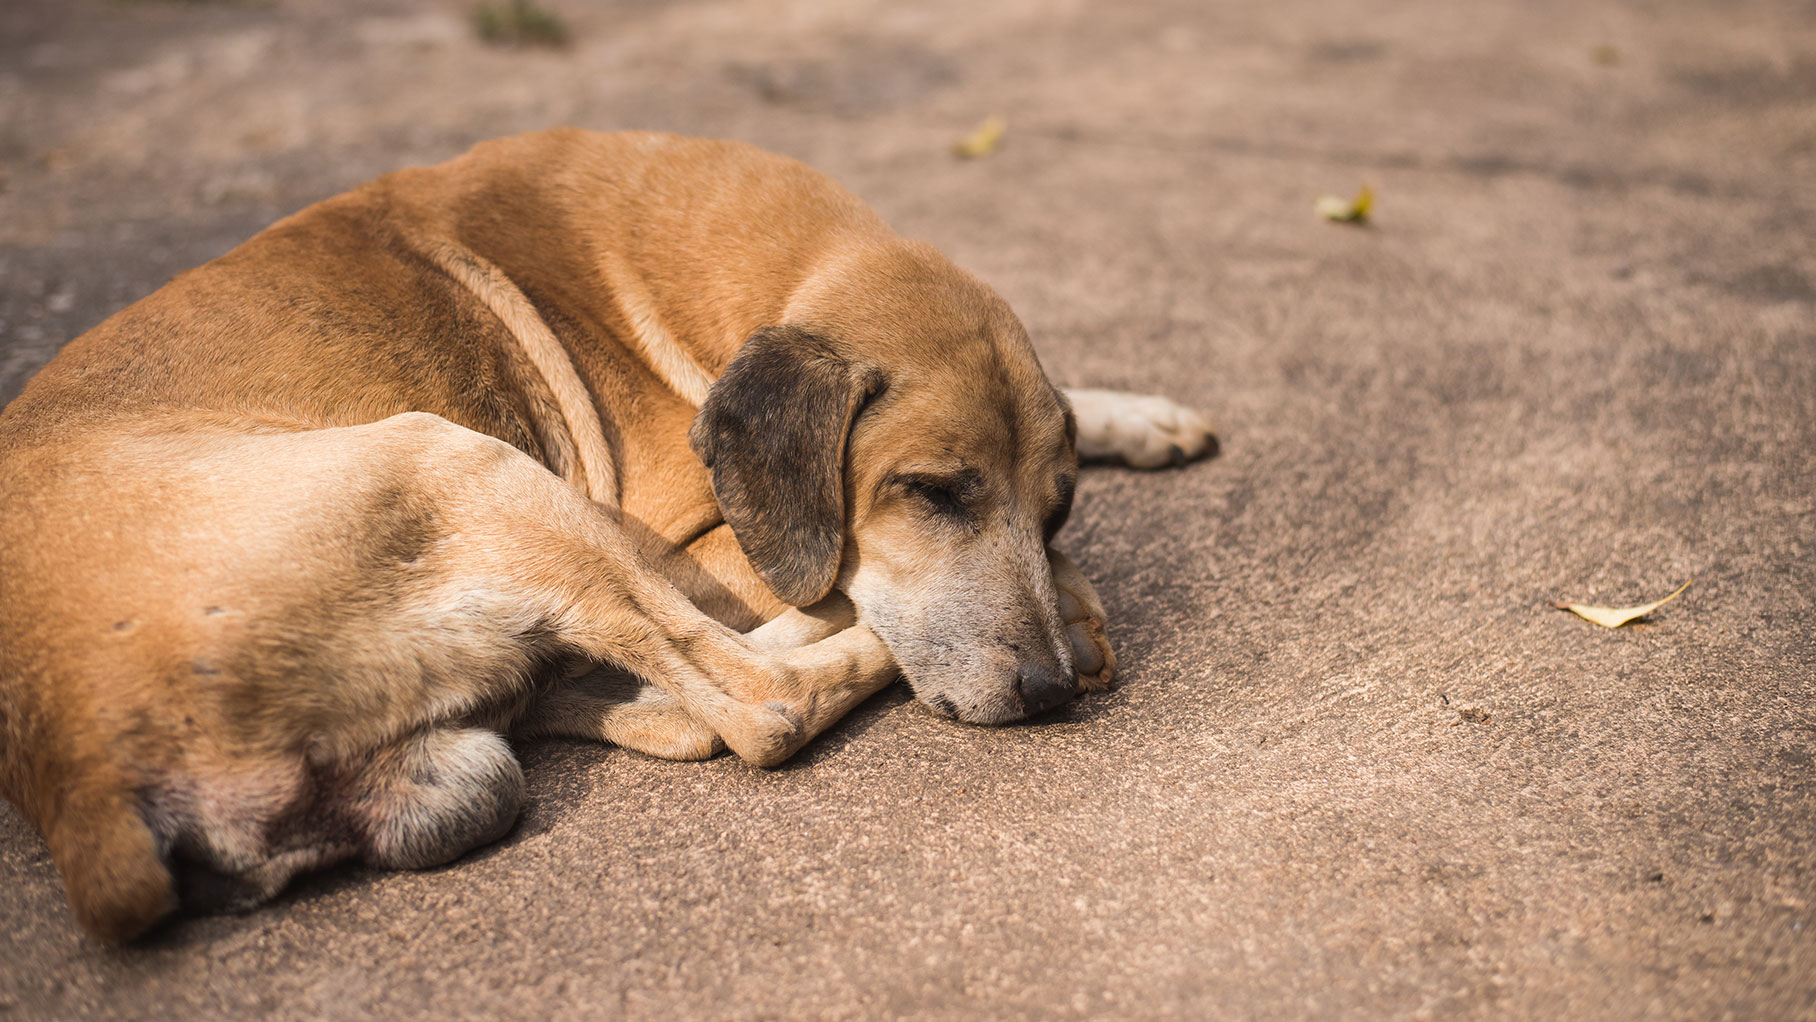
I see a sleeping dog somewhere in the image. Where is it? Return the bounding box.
[0,129,1215,942]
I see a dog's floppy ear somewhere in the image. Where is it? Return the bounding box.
[690,326,885,606]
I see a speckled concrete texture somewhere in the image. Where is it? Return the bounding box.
[2,0,1812,1018]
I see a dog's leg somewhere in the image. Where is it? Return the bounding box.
[110,411,889,771]
[516,592,865,760]
[516,665,724,760]
[366,414,893,767]
[540,582,892,767]
[19,412,892,940]
[1063,388,1218,468]
[740,594,859,650]
[1050,389,1209,686]
[1049,548,1116,692]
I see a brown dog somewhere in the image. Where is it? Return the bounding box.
[0,129,1215,943]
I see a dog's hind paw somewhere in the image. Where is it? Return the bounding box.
[1064,388,1218,469]
[1049,548,1116,692]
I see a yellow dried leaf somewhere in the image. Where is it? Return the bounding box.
[1316,183,1374,223]
[1553,579,1692,628]
[953,115,1007,159]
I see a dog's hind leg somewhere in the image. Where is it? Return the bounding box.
[377,413,896,766]
[1063,388,1218,468]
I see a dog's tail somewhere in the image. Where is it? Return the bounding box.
[44,779,175,944]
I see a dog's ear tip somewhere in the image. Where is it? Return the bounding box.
[762,574,831,608]
[750,553,834,607]
[752,520,843,605]
[686,410,723,467]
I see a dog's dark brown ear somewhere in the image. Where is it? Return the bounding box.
[690,326,885,606]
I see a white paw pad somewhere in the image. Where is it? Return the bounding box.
[1065,388,1218,469]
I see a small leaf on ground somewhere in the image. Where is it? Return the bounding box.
[474,0,569,47]
[1316,184,1374,224]
[1553,579,1692,628]
[953,116,1007,159]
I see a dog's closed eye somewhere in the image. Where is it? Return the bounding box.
[905,478,968,517]
[896,471,983,524]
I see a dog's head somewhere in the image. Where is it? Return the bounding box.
[690,241,1080,724]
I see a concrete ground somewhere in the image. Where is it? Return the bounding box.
[2,0,1813,1017]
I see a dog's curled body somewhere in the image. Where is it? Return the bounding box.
[0,129,1215,942]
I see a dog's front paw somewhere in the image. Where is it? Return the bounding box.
[1049,548,1116,692]
[1064,388,1218,469]
[716,695,810,768]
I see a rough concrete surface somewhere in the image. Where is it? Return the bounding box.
[2,0,1813,1018]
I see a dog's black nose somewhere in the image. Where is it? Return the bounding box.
[1016,662,1077,716]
